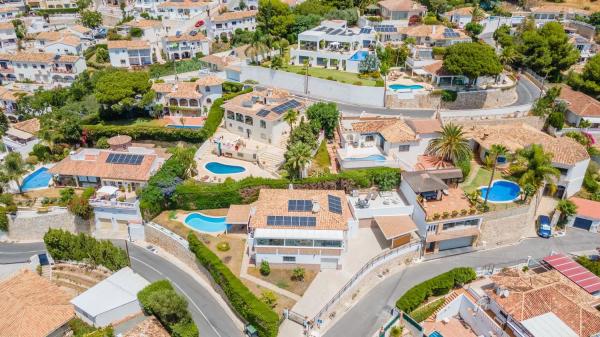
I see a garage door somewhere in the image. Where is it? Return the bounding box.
[438,236,474,251]
[320,258,338,270]
[573,217,593,231]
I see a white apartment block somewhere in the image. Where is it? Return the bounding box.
[0,52,86,86]
[291,20,377,73]
[107,40,154,68]
[121,19,164,45]
[26,0,77,9]
[162,32,210,60]
[0,6,22,22]
[0,22,17,52]
[208,10,257,39]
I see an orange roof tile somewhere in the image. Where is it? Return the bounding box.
[165,32,208,42]
[559,86,600,118]
[107,40,151,50]
[378,0,425,11]
[406,118,443,134]
[157,0,212,8]
[195,75,224,86]
[123,316,170,337]
[569,197,600,220]
[12,118,40,134]
[212,10,257,22]
[0,22,15,30]
[351,119,416,143]
[124,19,163,29]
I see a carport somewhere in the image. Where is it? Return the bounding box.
[568,197,600,233]
[373,216,419,249]
[226,204,253,233]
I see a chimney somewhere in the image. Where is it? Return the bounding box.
[267,88,273,97]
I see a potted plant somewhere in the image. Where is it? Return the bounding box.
[442,211,450,219]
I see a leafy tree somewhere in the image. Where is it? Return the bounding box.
[305,102,339,139]
[93,69,151,119]
[260,290,278,308]
[283,109,298,131]
[232,29,256,46]
[59,187,76,205]
[470,6,485,22]
[443,42,502,86]
[270,55,283,69]
[68,187,95,219]
[80,10,103,28]
[11,19,26,40]
[465,22,483,40]
[147,289,190,326]
[2,152,25,192]
[293,0,333,15]
[284,142,312,178]
[493,24,514,48]
[289,14,322,43]
[499,46,519,66]
[130,27,143,38]
[482,144,509,206]
[292,267,305,281]
[426,123,471,164]
[239,0,247,9]
[289,121,317,149]
[95,47,109,63]
[245,32,269,63]
[260,260,271,276]
[324,8,359,26]
[76,0,92,9]
[257,0,294,38]
[556,199,577,226]
[0,113,8,136]
[568,54,600,96]
[39,108,83,144]
[510,144,560,194]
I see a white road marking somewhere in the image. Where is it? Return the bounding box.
[131,256,163,275]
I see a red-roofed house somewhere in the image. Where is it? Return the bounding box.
[558,86,600,128]
[567,197,600,232]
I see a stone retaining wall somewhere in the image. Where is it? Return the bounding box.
[388,86,518,110]
[8,209,89,241]
[479,201,536,248]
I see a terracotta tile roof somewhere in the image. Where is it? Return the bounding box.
[0,87,27,101]
[35,31,63,41]
[157,0,212,8]
[123,316,170,337]
[422,60,446,75]
[226,204,252,224]
[165,32,208,42]
[151,82,174,93]
[124,19,163,29]
[559,86,600,118]
[70,24,91,34]
[250,189,351,230]
[351,119,416,143]
[222,89,303,121]
[406,118,442,134]
[165,82,202,99]
[0,22,15,30]
[107,40,151,50]
[48,34,82,47]
[487,269,600,337]
[0,269,74,337]
[12,118,40,134]
[195,75,224,86]
[0,6,20,13]
[200,54,238,68]
[569,197,600,220]
[398,24,469,40]
[9,52,55,63]
[374,215,418,240]
[530,5,590,15]
[462,122,589,166]
[212,10,257,22]
[57,54,82,63]
[444,6,477,16]
[378,0,425,11]
[414,155,454,170]
[48,148,166,182]
[107,135,132,146]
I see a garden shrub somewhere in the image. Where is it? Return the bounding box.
[43,228,128,271]
[576,256,600,276]
[188,233,279,337]
[260,260,271,276]
[409,297,445,322]
[440,90,457,102]
[83,124,206,143]
[396,267,476,312]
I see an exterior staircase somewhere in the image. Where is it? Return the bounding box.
[428,290,463,319]
[258,148,286,173]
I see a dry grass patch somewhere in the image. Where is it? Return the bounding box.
[242,278,297,315]
[247,267,317,296]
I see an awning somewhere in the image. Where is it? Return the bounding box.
[97,185,118,196]
[5,128,33,141]
[254,228,344,241]
[413,68,428,76]
[226,204,252,224]
[374,216,418,240]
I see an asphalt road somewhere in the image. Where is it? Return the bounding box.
[324,229,600,337]
[0,241,243,337]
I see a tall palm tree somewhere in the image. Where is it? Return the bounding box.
[510,144,560,195]
[285,142,312,178]
[483,144,509,206]
[499,47,518,67]
[283,109,298,132]
[556,199,577,227]
[3,152,26,193]
[380,62,390,107]
[470,6,485,23]
[245,32,269,64]
[426,123,472,164]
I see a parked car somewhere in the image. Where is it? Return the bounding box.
[244,325,258,337]
[195,20,204,27]
[94,28,107,39]
[537,215,552,238]
[189,30,198,36]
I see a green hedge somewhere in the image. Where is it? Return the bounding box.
[35,7,79,14]
[576,256,600,276]
[43,229,128,271]
[409,297,445,322]
[83,124,206,143]
[396,267,476,313]
[188,233,279,337]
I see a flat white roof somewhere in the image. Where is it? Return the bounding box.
[254,228,344,240]
[70,267,149,317]
[521,312,578,337]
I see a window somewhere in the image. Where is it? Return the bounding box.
[244,116,253,126]
[398,144,410,152]
[256,238,284,246]
[283,256,296,262]
[260,120,266,128]
[235,113,244,122]
[314,240,342,248]
[227,111,234,120]
[442,218,479,230]
[365,134,374,142]
[285,239,313,247]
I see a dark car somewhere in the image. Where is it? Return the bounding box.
[537,215,552,238]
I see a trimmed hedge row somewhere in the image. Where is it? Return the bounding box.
[83,124,206,143]
[396,267,476,313]
[188,233,279,337]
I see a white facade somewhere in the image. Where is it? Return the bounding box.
[162,35,210,60]
[92,199,143,239]
[208,10,257,39]
[556,158,589,198]
[0,25,17,52]
[5,54,87,87]
[0,7,21,22]
[156,0,219,20]
[43,40,84,56]
[566,110,600,128]
[108,42,154,68]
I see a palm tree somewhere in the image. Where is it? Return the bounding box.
[483,144,509,206]
[380,62,390,107]
[245,32,269,64]
[510,144,560,197]
[426,123,472,164]
[3,152,26,193]
[470,6,485,23]
[556,199,577,227]
[285,142,312,178]
[499,47,518,67]
[283,109,298,132]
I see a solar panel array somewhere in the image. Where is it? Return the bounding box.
[360,27,373,34]
[106,153,144,165]
[272,99,301,114]
[374,25,396,33]
[443,28,460,38]
[266,216,317,227]
[257,109,271,117]
[288,199,313,211]
[328,194,342,214]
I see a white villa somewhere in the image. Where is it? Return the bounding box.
[0,52,86,87]
[0,6,21,22]
[246,189,357,270]
[0,22,17,52]
[441,7,483,28]
[530,5,590,25]
[120,20,164,46]
[107,40,154,68]
[151,75,224,116]
[208,10,258,39]
[35,31,86,56]
[156,0,219,20]
[162,32,210,60]
[222,88,305,146]
[0,86,27,115]
[1,117,39,158]
[377,0,427,25]
[336,117,443,170]
[290,20,377,73]
[558,86,600,129]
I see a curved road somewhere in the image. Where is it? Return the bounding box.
[324,229,600,337]
[0,241,242,337]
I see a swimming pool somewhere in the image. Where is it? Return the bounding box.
[349,51,369,61]
[167,124,203,129]
[429,332,444,337]
[345,154,386,161]
[479,180,521,203]
[205,162,246,174]
[389,84,424,90]
[184,212,231,233]
[21,167,52,191]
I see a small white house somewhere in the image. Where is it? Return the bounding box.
[0,22,17,52]
[208,10,258,39]
[71,267,150,327]
[107,40,154,68]
[441,7,482,28]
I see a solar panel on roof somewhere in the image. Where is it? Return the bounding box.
[288,199,313,211]
[106,153,144,165]
[543,253,600,294]
[272,99,301,114]
[328,194,343,214]
[266,215,316,227]
[257,109,271,117]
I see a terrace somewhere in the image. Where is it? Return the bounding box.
[347,189,414,220]
[420,186,475,221]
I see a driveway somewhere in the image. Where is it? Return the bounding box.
[323,229,600,337]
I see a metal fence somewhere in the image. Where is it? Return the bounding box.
[311,242,421,323]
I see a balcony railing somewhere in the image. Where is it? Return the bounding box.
[89,198,138,209]
[0,67,14,73]
[52,67,75,74]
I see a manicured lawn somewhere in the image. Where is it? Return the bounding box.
[278,64,380,86]
[101,118,167,127]
[312,140,331,172]
[460,166,493,194]
[409,297,445,322]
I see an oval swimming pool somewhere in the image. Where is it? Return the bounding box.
[22,167,52,191]
[389,84,424,90]
[479,180,521,203]
[184,212,231,233]
[205,162,246,174]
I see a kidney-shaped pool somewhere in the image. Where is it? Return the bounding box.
[205,162,246,174]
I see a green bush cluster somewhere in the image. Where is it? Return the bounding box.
[137,280,198,337]
[43,228,128,271]
[396,267,476,313]
[188,233,279,337]
[409,297,445,322]
[440,90,458,102]
[149,58,204,78]
[223,81,244,93]
[83,124,206,143]
[577,256,600,276]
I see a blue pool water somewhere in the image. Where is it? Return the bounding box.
[205,162,246,174]
[167,124,203,129]
[429,332,444,337]
[479,180,521,203]
[21,167,52,191]
[349,51,369,61]
[389,84,424,90]
[346,154,386,161]
[184,213,231,233]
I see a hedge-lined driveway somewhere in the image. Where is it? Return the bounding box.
[324,229,600,337]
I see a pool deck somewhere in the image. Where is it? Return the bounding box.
[196,154,278,182]
[162,116,205,127]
